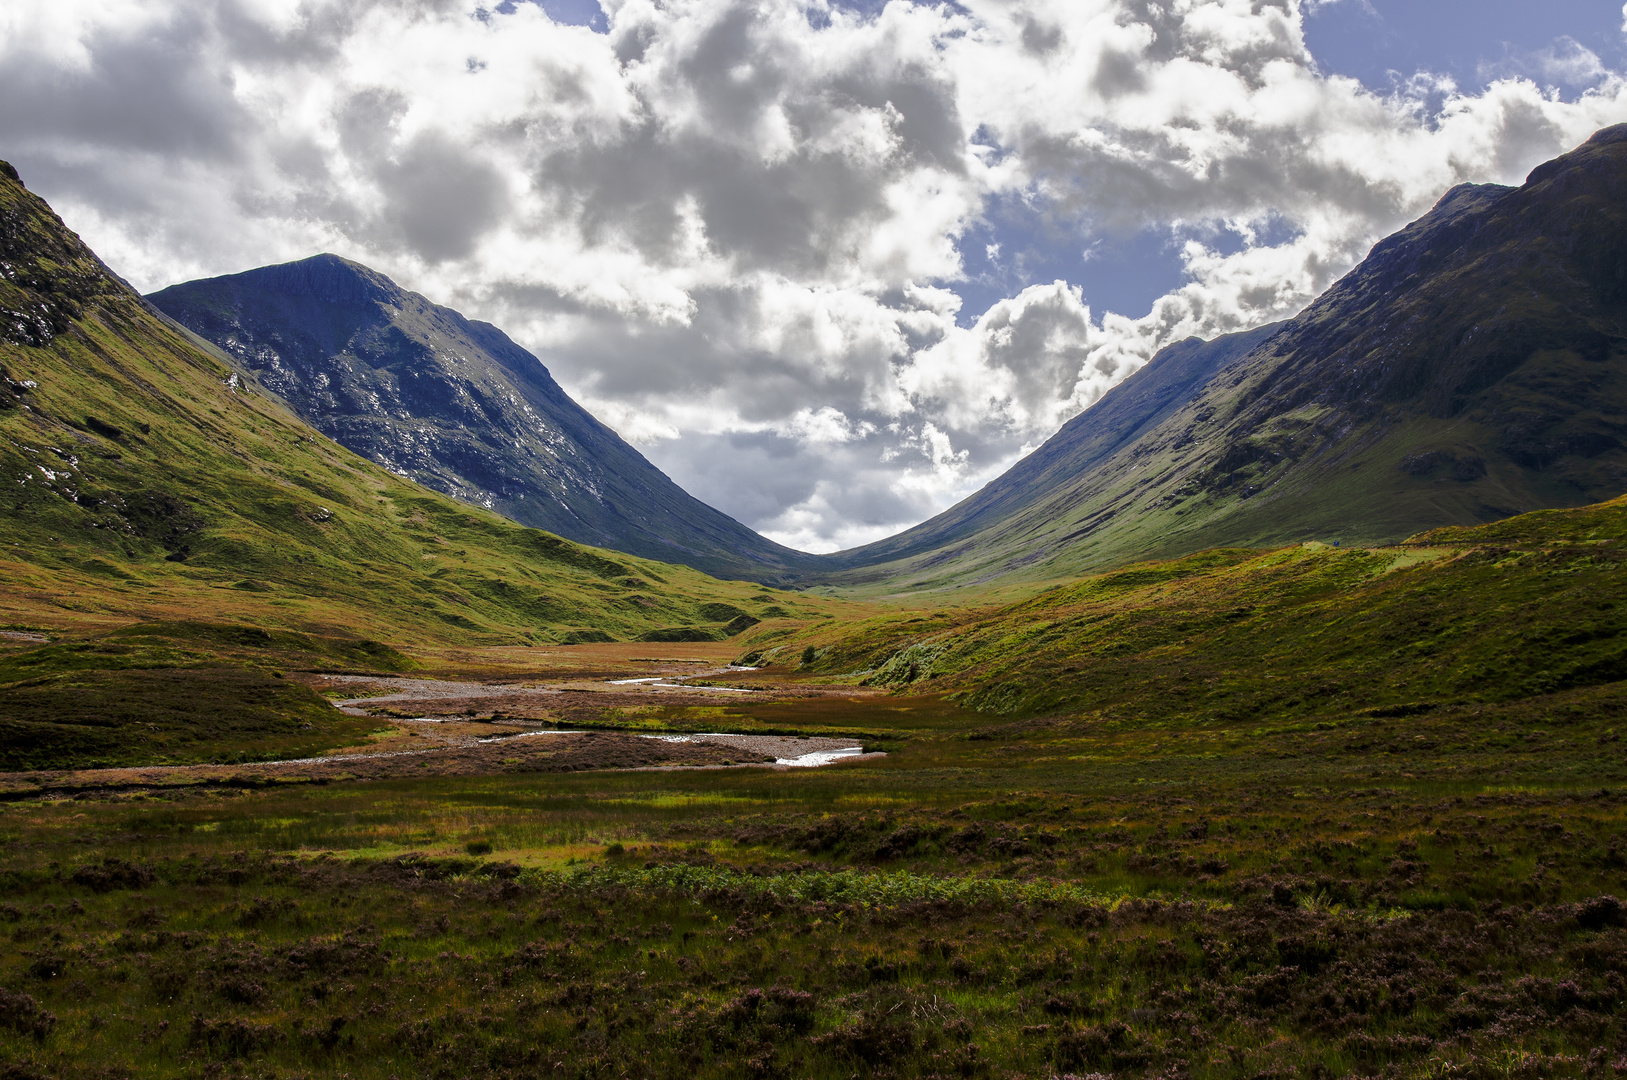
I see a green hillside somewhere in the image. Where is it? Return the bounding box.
[782,492,1627,737]
[809,323,1283,590]
[798,125,1627,593]
[0,161,848,767]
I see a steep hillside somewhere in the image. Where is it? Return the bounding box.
[148,256,816,583]
[0,160,844,651]
[814,322,1282,584]
[810,125,1627,590]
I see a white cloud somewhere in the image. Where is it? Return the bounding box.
[1484,36,1613,92]
[1534,38,1608,88]
[3,0,1626,550]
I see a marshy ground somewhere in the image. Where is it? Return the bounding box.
[0,649,884,800]
[2,668,1626,1080]
[7,507,1627,1078]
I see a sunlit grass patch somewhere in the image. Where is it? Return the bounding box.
[601,793,769,810]
[832,794,916,807]
[528,863,1129,911]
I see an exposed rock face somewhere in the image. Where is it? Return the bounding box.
[149,256,814,583]
[0,165,129,350]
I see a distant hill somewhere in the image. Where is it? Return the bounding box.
[148,256,816,584]
[808,124,1627,591]
[0,160,832,647]
[814,323,1283,586]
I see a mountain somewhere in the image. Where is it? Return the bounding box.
[814,323,1284,585]
[147,256,815,583]
[807,124,1627,590]
[79,124,1627,602]
[0,162,830,645]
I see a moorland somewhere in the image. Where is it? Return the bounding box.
[4,130,1627,1080]
[4,498,1627,1079]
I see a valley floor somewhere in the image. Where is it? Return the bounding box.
[0,658,884,800]
[2,660,1625,1080]
[9,501,1627,1078]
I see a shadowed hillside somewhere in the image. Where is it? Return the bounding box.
[149,255,821,584]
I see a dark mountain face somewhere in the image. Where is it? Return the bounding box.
[1152,125,1627,527]
[0,162,799,650]
[809,124,1627,589]
[148,256,815,583]
[1229,129,1627,471]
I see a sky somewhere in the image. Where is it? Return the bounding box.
[3,0,1626,552]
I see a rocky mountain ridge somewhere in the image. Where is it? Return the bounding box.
[149,256,818,584]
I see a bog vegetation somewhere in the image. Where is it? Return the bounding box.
[1,713,1624,1080]
[4,498,1627,1078]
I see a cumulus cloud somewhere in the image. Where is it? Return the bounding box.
[2,0,1626,551]
[1483,36,1614,94]
[1531,38,1609,89]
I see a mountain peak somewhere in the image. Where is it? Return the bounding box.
[1586,123,1627,148]
[149,253,814,582]
[1524,123,1627,187]
[226,253,403,309]
[805,124,1627,588]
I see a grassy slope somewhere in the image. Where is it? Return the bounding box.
[804,128,1627,594]
[0,166,859,767]
[779,494,1627,731]
[803,325,1285,592]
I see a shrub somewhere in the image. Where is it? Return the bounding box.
[0,989,55,1040]
[69,858,155,893]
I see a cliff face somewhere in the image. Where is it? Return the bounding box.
[150,255,817,583]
